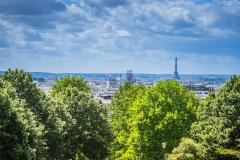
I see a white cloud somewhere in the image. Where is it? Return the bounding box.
[116,30,130,37]
[0,0,240,73]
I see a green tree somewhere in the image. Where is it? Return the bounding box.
[129,80,198,160]
[0,80,46,160]
[109,82,145,159]
[166,138,212,160]
[2,69,50,123]
[191,75,240,160]
[50,77,112,159]
[0,70,112,160]
[110,80,198,160]
[51,76,90,96]
[1,69,61,159]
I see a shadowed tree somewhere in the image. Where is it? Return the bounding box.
[2,69,50,123]
[0,79,46,160]
[50,77,112,159]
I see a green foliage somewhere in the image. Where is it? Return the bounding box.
[0,80,46,160]
[51,76,90,96]
[50,77,112,159]
[110,82,145,131]
[2,69,50,123]
[109,82,145,159]
[191,75,240,160]
[166,138,212,160]
[110,80,198,160]
[216,148,240,159]
[2,69,239,160]
[1,69,57,159]
[0,70,112,160]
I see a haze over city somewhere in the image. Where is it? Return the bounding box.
[0,0,239,74]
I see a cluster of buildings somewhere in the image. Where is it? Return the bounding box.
[173,57,215,98]
[90,57,217,103]
[90,70,135,104]
[33,77,55,93]
[35,57,223,104]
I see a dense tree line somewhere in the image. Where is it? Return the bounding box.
[0,69,112,160]
[0,69,239,160]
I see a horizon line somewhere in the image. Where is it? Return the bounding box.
[0,70,235,76]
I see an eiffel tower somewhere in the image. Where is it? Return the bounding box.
[173,57,180,80]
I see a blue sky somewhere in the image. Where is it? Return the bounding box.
[0,0,240,74]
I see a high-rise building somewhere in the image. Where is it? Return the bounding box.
[126,70,134,84]
[173,57,180,80]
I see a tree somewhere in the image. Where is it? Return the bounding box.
[109,82,145,159]
[110,80,198,160]
[2,69,50,123]
[51,76,90,96]
[0,80,46,160]
[191,75,240,160]
[1,69,61,159]
[166,138,212,160]
[50,77,112,159]
[0,70,113,159]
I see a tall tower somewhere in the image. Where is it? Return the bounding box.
[173,57,180,80]
[126,70,134,84]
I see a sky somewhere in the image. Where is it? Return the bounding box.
[0,0,240,74]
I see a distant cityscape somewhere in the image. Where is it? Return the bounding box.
[0,58,231,104]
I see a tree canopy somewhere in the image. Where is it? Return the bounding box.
[166,138,212,160]
[50,87,112,159]
[1,69,239,160]
[191,75,240,160]
[110,80,198,160]
[0,71,112,160]
[0,79,46,160]
[2,69,50,123]
[109,82,145,159]
[50,76,112,159]
[51,76,90,96]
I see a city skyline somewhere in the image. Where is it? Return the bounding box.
[0,0,240,74]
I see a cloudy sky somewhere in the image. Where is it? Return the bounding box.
[0,0,240,74]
